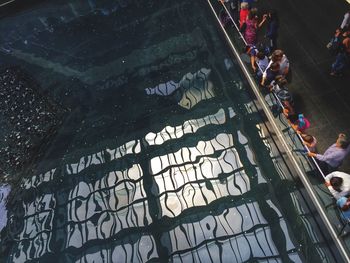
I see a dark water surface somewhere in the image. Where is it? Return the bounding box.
[0,0,338,262]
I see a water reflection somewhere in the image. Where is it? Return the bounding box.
[66,140,141,175]
[3,105,309,262]
[145,68,214,110]
[12,193,54,262]
[0,185,10,232]
[145,108,233,146]
[0,0,331,261]
[164,201,300,262]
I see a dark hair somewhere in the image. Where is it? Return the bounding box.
[248,12,256,20]
[338,134,350,149]
[269,10,279,23]
[250,8,258,17]
[256,51,266,59]
[302,134,314,144]
[288,114,298,124]
[244,45,252,53]
[275,75,287,86]
[330,177,343,192]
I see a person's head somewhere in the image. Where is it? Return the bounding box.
[288,114,298,124]
[248,12,256,20]
[250,7,258,17]
[301,134,314,144]
[244,45,255,56]
[256,51,266,60]
[335,28,342,36]
[270,62,280,72]
[336,133,350,149]
[244,45,251,53]
[271,49,284,62]
[330,176,343,192]
[241,2,249,10]
[275,75,287,86]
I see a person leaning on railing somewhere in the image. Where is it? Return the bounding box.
[301,134,317,152]
[260,62,280,87]
[308,133,350,174]
[325,171,350,200]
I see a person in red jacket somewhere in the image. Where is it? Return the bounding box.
[239,2,250,29]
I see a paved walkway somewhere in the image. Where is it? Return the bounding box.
[256,0,350,172]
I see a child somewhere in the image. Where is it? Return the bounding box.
[288,114,310,133]
[337,196,350,220]
[301,134,317,152]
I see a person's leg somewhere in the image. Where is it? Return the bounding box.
[327,164,338,173]
[316,160,330,175]
[330,53,344,76]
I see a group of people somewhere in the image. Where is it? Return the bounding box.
[219,0,279,51]
[313,134,350,220]
[219,1,350,221]
[327,10,350,76]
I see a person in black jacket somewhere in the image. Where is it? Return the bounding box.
[265,10,279,51]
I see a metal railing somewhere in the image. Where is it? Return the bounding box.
[207,0,350,261]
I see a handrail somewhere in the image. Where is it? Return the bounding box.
[0,0,15,7]
[218,1,326,179]
[208,0,349,261]
[220,2,247,46]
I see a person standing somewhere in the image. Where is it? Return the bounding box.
[239,2,250,29]
[308,133,350,174]
[270,49,290,78]
[265,10,279,51]
[253,50,269,79]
